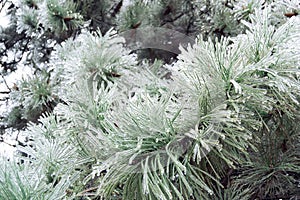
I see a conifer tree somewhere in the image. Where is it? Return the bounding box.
[0,0,300,199]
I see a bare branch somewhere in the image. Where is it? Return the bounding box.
[1,73,11,92]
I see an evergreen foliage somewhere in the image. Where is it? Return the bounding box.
[0,0,300,199]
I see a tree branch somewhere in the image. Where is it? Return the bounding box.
[1,73,11,92]
[0,0,9,13]
[0,136,16,147]
[76,186,98,197]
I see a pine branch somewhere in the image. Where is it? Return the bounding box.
[76,186,98,197]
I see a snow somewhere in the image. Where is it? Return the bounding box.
[1,65,33,158]
[0,139,15,159]
[0,3,10,29]
[0,4,32,158]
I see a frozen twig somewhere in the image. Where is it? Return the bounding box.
[1,73,11,92]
